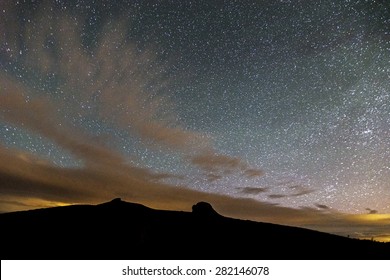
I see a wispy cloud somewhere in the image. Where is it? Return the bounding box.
[288,185,315,197]
[190,151,264,180]
[268,194,287,199]
[243,169,264,178]
[315,203,330,210]
[267,184,314,199]
[0,76,126,169]
[237,187,269,195]
[1,9,243,171]
[191,152,246,173]
[206,173,223,182]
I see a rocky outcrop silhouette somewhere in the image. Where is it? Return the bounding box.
[110,197,122,204]
[1,199,389,260]
[192,201,220,217]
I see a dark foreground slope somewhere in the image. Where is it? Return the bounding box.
[1,198,389,259]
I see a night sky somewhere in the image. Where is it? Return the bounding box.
[1,0,390,241]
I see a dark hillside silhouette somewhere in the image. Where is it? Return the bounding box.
[1,198,389,260]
